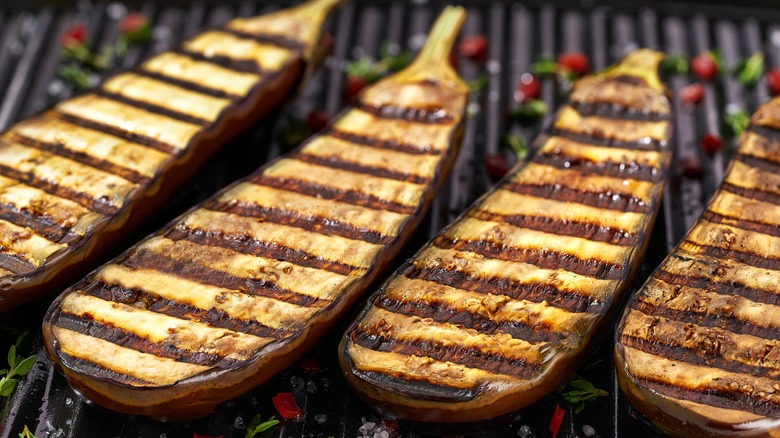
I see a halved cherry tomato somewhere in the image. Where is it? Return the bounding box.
[691,52,719,81]
[60,24,87,48]
[457,35,488,62]
[680,83,704,106]
[557,52,589,76]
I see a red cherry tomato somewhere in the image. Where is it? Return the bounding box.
[306,110,330,133]
[484,153,511,183]
[272,392,303,420]
[767,68,780,96]
[700,133,724,155]
[691,52,719,81]
[557,52,589,76]
[343,75,368,103]
[680,83,705,106]
[60,24,87,48]
[119,12,147,34]
[457,35,488,62]
[515,74,540,102]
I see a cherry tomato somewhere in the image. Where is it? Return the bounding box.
[484,153,511,183]
[119,12,147,34]
[515,73,540,102]
[700,133,723,155]
[557,52,589,76]
[343,75,368,102]
[306,110,330,133]
[767,68,780,96]
[272,392,303,420]
[691,52,719,81]
[680,83,704,106]
[457,35,488,62]
[60,24,87,48]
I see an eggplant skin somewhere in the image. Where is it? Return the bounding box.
[614,98,780,438]
[42,7,470,421]
[338,49,673,422]
[0,0,344,313]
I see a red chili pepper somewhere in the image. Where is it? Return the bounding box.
[457,35,488,62]
[680,83,705,106]
[548,404,566,437]
[557,52,589,76]
[119,12,148,34]
[484,153,511,183]
[298,354,321,374]
[690,52,719,81]
[515,74,540,102]
[343,75,368,102]
[60,24,87,48]
[682,156,704,178]
[305,110,330,133]
[767,68,780,96]
[700,133,724,155]
[272,392,303,420]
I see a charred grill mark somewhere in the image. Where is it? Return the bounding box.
[251,174,416,215]
[568,101,670,122]
[327,130,441,156]
[701,210,780,239]
[504,181,652,213]
[11,133,151,185]
[373,296,566,343]
[689,241,780,272]
[0,164,119,216]
[353,101,454,124]
[173,48,273,75]
[400,262,600,313]
[636,376,780,418]
[470,210,640,246]
[656,267,780,307]
[207,200,393,245]
[621,334,780,380]
[432,236,625,281]
[349,327,542,379]
[723,182,780,206]
[93,90,210,127]
[735,152,780,173]
[59,352,151,385]
[53,312,240,368]
[165,224,360,276]
[0,203,76,243]
[750,125,780,146]
[534,151,662,182]
[80,280,291,339]
[135,69,240,100]
[551,128,663,151]
[218,26,305,52]
[292,152,430,184]
[54,112,178,155]
[0,251,37,273]
[631,300,780,342]
[122,247,326,308]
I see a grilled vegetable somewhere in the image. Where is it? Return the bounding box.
[338,49,673,422]
[615,98,780,437]
[0,0,341,312]
[42,7,469,421]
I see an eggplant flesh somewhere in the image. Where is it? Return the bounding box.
[338,49,673,422]
[615,98,780,437]
[0,0,342,312]
[42,6,469,421]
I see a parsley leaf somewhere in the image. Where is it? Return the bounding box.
[245,414,280,438]
[734,52,764,87]
[561,375,608,414]
[1,332,37,400]
[660,53,689,76]
[723,107,750,139]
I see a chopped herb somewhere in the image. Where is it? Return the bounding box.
[345,56,383,84]
[708,49,725,73]
[734,51,764,87]
[530,57,558,77]
[561,375,608,413]
[245,414,280,438]
[511,99,548,125]
[345,45,415,86]
[1,332,37,399]
[723,108,750,139]
[57,64,92,90]
[660,53,688,76]
[18,425,36,438]
[505,134,528,160]
[468,73,488,93]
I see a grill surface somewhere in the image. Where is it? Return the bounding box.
[1,1,780,437]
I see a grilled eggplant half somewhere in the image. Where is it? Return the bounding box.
[615,98,780,437]
[42,7,469,421]
[339,49,673,422]
[0,0,342,312]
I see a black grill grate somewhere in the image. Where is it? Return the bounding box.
[1,1,780,437]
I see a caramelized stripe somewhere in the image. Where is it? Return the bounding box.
[54,312,239,368]
[723,182,780,206]
[750,125,780,146]
[552,128,662,151]
[0,164,119,215]
[0,251,37,273]
[165,224,359,276]
[11,133,150,184]
[173,48,271,75]
[93,90,210,127]
[701,210,780,238]
[54,112,177,155]
[373,296,565,343]
[349,328,541,379]
[59,352,150,385]
[354,101,454,124]
[433,236,624,281]
[656,267,780,307]
[292,152,429,184]
[504,181,652,213]
[327,130,440,156]
[207,200,392,245]
[0,203,74,243]
[251,174,416,215]
[401,262,599,313]
[690,242,780,272]
[470,210,639,246]
[122,247,326,308]
[568,101,670,122]
[534,151,662,182]
[218,26,305,51]
[135,69,239,100]
[80,280,289,339]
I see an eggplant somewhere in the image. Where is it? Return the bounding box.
[615,98,780,437]
[338,49,673,422]
[42,6,469,421]
[0,0,342,312]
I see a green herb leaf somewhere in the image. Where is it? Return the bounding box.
[18,425,37,438]
[735,51,764,87]
[505,134,528,160]
[530,57,557,77]
[345,56,382,83]
[0,377,18,397]
[709,49,725,73]
[14,355,36,377]
[245,414,280,438]
[723,108,750,139]
[561,375,608,413]
[468,73,488,93]
[511,99,548,125]
[660,53,689,76]
[8,344,17,369]
[15,332,28,348]
[58,64,92,90]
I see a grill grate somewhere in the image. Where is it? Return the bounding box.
[1,1,780,437]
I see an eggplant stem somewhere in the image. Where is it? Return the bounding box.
[413,6,467,68]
